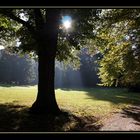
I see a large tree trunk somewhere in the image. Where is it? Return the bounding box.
[30,9,61,115]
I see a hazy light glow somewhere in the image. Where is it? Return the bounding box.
[19,13,28,21]
[16,41,21,47]
[63,20,71,29]
[132,45,137,50]
[0,45,4,50]
[62,16,72,29]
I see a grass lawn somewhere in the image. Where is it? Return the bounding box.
[0,85,140,132]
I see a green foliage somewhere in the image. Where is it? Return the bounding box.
[1,8,140,88]
[0,9,100,68]
[94,9,140,88]
[0,15,19,48]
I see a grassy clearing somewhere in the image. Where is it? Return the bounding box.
[56,88,140,119]
[0,85,37,106]
[0,86,140,131]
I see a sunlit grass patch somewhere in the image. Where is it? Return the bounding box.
[0,86,140,117]
[0,85,37,106]
[55,88,140,119]
[56,91,112,119]
[0,86,140,119]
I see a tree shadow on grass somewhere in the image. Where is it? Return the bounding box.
[0,84,35,87]
[0,103,101,132]
[61,88,140,106]
[121,106,140,125]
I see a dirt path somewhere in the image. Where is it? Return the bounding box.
[100,105,140,131]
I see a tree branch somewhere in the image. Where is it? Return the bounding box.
[34,9,44,30]
[0,10,35,34]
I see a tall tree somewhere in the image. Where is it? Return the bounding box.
[0,9,98,114]
[90,9,140,90]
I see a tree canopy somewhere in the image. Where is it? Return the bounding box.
[90,9,140,90]
[0,9,100,67]
[1,8,140,88]
[1,8,140,89]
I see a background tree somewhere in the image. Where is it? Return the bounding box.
[79,48,100,87]
[0,49,37,85]
[89,9,140,91]
[55,49,100,88]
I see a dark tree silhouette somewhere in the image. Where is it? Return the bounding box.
[30,10,61,114]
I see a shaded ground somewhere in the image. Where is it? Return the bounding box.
[100,105,140,131]
[0,103,101,132]
[1,103,140,132]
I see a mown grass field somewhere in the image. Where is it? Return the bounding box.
[0,85,140,131]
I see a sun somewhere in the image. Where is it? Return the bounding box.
[63,20,71,29]
[62,16,72,30]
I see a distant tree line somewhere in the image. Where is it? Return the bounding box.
[0,49,38,85]
[0,49,100,87]
[55,48,100,88]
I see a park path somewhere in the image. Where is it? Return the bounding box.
[100,105,140,131]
